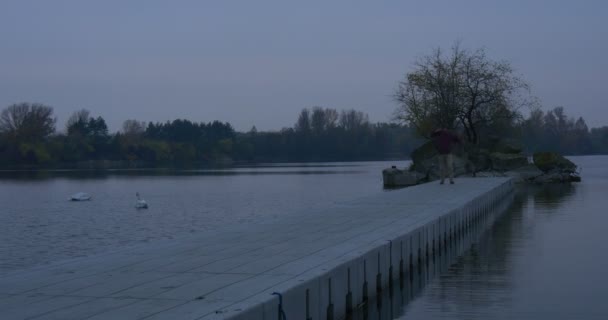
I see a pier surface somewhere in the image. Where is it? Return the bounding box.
[0,178,513,320]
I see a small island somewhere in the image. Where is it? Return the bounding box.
[384,45,586,188]
[384,138,581,188]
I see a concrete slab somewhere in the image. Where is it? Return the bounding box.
[1,296,93,320]
[228,255,301,274]
[0,178,513,320]
[187,254,267,273]
[203,274,292,302]
[111,273,213,299]
[20,297,137,320]
[58,272,171,297]
[86,299,187,320]
[152,273,252,300]
[144,300,233,320]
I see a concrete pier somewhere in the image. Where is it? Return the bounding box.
[0,178,513,320]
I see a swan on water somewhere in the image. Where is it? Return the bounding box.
[135,192,148,209]
[69,192,91,201]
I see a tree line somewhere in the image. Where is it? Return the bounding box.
[0,103,421,168]
[519,106,608,155]
[0,102,605,169]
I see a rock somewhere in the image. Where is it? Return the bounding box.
[409,141,469,179]
[533,152,577,173]
[535,172,563,183]
[468,148,491,172]
[409,141,438,175]
[474,171,507,178]
[480,136,521,153]
[406,138,582,186]
[383,167,425,187]
[531,169,581,184]
[492,141,523,154]
[482,135,502,149]
[504,164,544,183]
[489,152,529,171]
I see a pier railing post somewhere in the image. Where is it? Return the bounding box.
[326,278,334,320]
[362,259,369,304]
[376,252,382,293]
[345,268,353,316]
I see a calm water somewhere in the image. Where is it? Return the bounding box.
[353,155,608,320]
[0,161,398,275]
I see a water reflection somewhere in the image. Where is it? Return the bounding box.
[351,182,580,320]
[522,183,577,210]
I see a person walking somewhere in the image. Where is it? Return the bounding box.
[430,128,461,184]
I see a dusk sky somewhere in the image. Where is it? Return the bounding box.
[1,0,606,132]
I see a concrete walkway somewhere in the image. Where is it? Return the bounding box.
[0,178,512,320]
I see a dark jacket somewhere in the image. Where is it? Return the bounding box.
[431,129,460,154]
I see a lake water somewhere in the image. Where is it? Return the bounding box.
[0,161,396,275]
[1,156,607,320]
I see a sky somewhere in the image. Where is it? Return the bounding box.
[1,0,607,132]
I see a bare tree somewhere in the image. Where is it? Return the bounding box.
[122,119,146,137]
[295,108,311,133]
[0,103,56,141]
[394,46,462,136]
[66,109,91,136]
[339,109,369,131]
[394,44,535,143]
[311,107,339,133]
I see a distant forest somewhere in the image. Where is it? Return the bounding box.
[0,103,607,168]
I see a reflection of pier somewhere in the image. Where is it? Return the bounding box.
[356,188,515,319]
[0,178,513,320]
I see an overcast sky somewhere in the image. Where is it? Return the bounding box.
[1,0,606,132]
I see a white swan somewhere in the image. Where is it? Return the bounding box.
[69,192,91,201]
[135,192,148,209]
